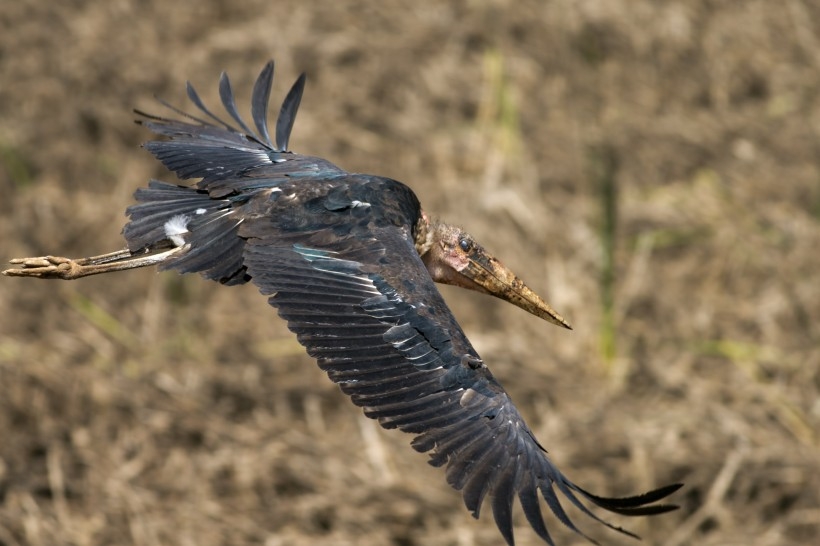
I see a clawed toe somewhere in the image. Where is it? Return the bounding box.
[8,255,70,267]
[3,256,78,279]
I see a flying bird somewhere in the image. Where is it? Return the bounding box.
[4,61,681,545]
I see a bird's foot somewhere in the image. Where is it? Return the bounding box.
[3,255,87,280]
[4,247,184,280]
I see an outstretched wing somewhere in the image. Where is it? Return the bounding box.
[239,207,681,546]
[122,62,347,282]
[136,61,343,198]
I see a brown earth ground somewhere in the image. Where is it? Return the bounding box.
[1,1,819,545]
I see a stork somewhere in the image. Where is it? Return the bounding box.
[4,61,680,545]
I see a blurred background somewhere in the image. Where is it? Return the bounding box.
[1,1,819,545]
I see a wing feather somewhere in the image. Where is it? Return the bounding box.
[276,73,306,151]
[185,80,233,130]
[518,457,557,545]
[251,61,275,148]
[461,436,511,518]
[491,451,521,546]
[218,72,255,136]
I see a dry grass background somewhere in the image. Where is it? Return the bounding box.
[1,1,819,545]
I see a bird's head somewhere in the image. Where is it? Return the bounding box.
[419,221,571,329]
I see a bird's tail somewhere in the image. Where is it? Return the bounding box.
[122,180,249,285]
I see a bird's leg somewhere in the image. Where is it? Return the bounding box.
[2,247,183,280]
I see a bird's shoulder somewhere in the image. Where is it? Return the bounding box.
[238,174,422,237]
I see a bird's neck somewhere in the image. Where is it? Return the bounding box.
[413,210,434,258]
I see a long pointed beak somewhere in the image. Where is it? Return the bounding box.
[460,250,572,330]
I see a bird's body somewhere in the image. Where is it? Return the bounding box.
[4,61,680,546]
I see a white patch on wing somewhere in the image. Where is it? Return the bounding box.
[351,200,371,208]
[195,208,207,215]
[294,246,340,260]
[164,214,190,247]
[384,324,415,345]
[258,188,283,201]
[460,388,479,407]
[252,150,272,163]
[406,348,435,361]
[311,265,376,285]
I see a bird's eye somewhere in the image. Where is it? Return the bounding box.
[459,238,472,252]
